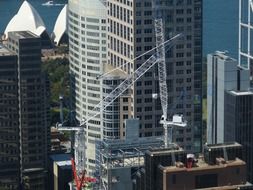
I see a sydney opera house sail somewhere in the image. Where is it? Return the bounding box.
[52,4,68,46]
[4,0,52,48]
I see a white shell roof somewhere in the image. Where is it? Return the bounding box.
[52,4,67,45]
[4,1,47,38]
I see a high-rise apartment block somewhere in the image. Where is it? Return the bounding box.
[0,31,50,189]
[107,0,202,152]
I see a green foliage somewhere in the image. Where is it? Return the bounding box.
[42,57,70,126]
[42,57,70,104]
[51,107,69,126]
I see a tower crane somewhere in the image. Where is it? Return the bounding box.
[56,34,182,190]
[152,0,187,148]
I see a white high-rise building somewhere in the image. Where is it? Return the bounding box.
[68,0,107,174]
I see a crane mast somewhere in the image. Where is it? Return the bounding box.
[154,18,170,148]
[57,32,182,189]
[153,0,171,148]
[153,0,187,148]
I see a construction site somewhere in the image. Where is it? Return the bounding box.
[59,9,187,190]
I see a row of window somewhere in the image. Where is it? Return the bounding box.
[108,2,132,24]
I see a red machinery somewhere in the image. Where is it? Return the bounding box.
[71,158,96,190]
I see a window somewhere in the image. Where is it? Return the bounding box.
[176,61,184,66]
[136,20,141,25]
[145,107,152,111]
[176,70,184,74]
[145,98,152,103]
[176,53,184,57]
[145,89,152,94]
[136,38,142,42]
[144,20,152,24]
[144,2,152,7]
[144,37,152,42]
[136,29,142,34]
[137,99,142,103]
[145,132,152,137]
[144,28,152,33]
[145,123,152,128]
[144,81,152,86]
[144,11,152,16]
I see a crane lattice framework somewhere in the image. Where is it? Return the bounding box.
[56,34,182,189]
[153,0,187,148]
[239,0,253,70]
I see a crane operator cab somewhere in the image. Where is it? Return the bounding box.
[160,114,187,128]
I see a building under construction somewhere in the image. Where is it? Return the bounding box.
[96,119,181,190]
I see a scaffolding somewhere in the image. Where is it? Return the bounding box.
[96,136,165,190]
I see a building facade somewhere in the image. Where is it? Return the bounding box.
[207,52,249,144]
[134,143,253,190]
[6,31,50,189]
[0,46,20,189]
[68,0,107,174]
[239,0,253,72]
[225,90,253,183]
[107,0,202,152]
[102,64,130,140]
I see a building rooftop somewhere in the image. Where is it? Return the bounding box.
[213,51,236,62]
[56,160,71,167]
[160,157,245,173]
[146,145,184,156]
[0,44,14,56]
[9,31,39,39]
[103,63,128,79]
[50,153,72,162]
[195,182,253,190]
[205,142,242,149]
[229,90,253,96]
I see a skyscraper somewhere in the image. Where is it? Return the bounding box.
[2,31,50,189]
[207,52,249,144]
[206,51,253,183]
[239,0,253,72]
[107,0,202,152]
[68,0,107,174]
[224,90,253,182]
[0,45,19,189]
